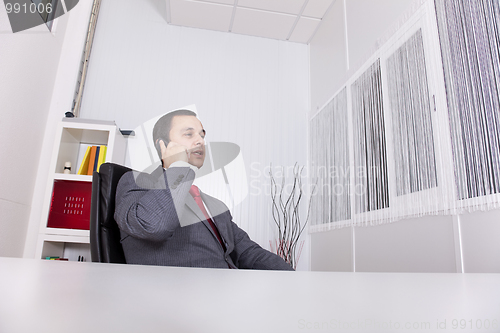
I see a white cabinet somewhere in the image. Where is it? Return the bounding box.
[35,118,126,261]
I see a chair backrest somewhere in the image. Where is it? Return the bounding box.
[90,162,131,263]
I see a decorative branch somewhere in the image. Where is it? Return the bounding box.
[269,163,314,269]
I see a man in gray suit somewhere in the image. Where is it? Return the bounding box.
[114,110,293,270]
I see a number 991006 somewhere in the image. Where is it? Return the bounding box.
[5,2,53,14]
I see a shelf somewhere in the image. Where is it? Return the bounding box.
[34,118,126,261]
[37,232,90,261]
[44,228,90,238]
[54,173,93,182]
[41,240,91,262]
[56,127,110,174]
[61,118,117,127]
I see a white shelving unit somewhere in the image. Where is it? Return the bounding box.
[35,118,126,262]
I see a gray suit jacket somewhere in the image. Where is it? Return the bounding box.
[114,165,293,270]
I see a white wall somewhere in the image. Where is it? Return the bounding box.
[21,1,96,258]
[460,210,500,273]
[0,7,71,257]
[354,216,457,273]
[309,0,347,115]
[79,0,310,269]
[308,0,500,273]
[310,0,419,112]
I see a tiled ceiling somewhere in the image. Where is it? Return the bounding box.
[166,0,335,43]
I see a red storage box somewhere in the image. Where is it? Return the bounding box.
[47,180,92,230]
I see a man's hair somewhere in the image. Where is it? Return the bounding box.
[152,109,197,159]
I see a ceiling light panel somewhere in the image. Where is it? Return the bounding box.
[194,0,235,4]
[237,0,306,15]
[302,0,334,18]
[170,0,233,32]
[231,7,297,40]
[197,0,234,6]
[288,17,321,43]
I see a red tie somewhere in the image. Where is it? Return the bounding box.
[189,185,226,252]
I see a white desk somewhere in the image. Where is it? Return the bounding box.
[0,257,499,333]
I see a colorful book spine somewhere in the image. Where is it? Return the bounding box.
[87,146,97,175]
[93,146,100,173]
[77,146,91,175]
[97,145,107,172]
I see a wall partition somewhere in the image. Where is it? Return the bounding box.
[309,0,500,232]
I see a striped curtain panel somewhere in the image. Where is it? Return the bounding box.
[351,59,390,214]
[386,29,438,196]
[310,88,351,224]
[309,0,500,230]
[435,0,500,200]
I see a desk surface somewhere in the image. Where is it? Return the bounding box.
[0,257,499,333]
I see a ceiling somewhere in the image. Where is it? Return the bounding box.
[165,0,335,44]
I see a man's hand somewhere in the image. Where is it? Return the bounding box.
[159,140,190,168]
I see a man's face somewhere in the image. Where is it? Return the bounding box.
[169,115,206,168]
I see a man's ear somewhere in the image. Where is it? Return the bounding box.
[156,137,170,153]
[155,139,163,156]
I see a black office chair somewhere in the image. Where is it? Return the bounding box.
[90,162,131,263]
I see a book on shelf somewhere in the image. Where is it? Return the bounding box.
[45,257,69,261]
[77,145,107,175]
[77,146,92,175]
[87,146,97,175]
[97,145,107,172]
[93,146,100,173]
